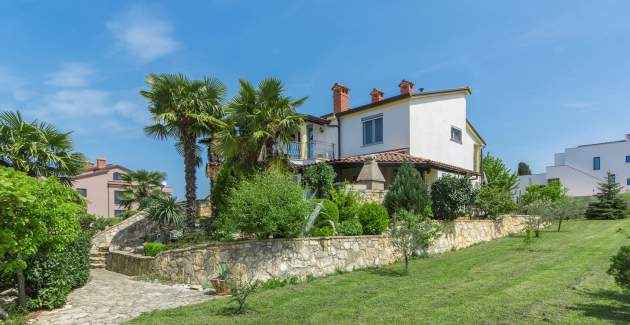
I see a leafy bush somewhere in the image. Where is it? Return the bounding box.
[144,242,168,257]
[586,172,627,220]
[475,185,517,219]
[217,172,310,239]
[520,180,566,206]
[358,203,389,235]
[608,245,630,290]
[93,217,122,231]
[303,163,336,199]
[313,199,339,224]
[24,233,90,309]
[383,163,431,215]
[311,225,334,237]
[430,175,476,220]
[482,154,519,192]
[331,185,361,222]
[337,218,363,236]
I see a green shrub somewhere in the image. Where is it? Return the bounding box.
[331,185,361,222]
[383,163,431,215]
[430,175,476,220]
[608,245,630,290]
[337,218,363,236]
[24,233,90,310]
[211,163,242,216]
[475,185,517,219]
[303,163,336,199]
[520,180,567,206]
[358,203,389,235]
[313,199,339,224]
[218,172,310,239]
[311,225,334,237]
[144,242,168,257]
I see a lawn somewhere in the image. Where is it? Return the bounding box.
[127,219,630,325]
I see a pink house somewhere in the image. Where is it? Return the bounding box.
[72,158,171,217]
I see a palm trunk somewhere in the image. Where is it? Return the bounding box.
[182,135,197,230]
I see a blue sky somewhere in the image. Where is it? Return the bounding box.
[1,1,630,198]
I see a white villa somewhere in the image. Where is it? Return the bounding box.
[517,135,630,196]
[283,79,486,188]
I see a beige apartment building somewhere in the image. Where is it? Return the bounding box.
[72,158,171,217]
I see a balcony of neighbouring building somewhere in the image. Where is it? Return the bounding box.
[276,141,336,164]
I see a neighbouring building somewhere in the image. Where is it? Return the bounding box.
[282,79,486,188]
[517,135,630,196]
[72,158,172,217]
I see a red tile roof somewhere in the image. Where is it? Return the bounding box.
[329,149,479,175]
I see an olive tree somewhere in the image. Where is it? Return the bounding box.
[390,210,442,274]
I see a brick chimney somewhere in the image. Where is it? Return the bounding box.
[370,88,384,103]
[332,82,350,113]
[96,158,106,169]
[398,79,414,96]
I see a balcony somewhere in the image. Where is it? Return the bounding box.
[276,141,336,162]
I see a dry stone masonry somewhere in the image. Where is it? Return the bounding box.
[105,216,529,285]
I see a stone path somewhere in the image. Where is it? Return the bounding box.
[31,269,214,325]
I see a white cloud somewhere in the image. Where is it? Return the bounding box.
[107,7,178,63]
[45,62,93,88]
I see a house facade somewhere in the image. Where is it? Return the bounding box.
[72,158,172,217]
[287,80,486,188]
[517,136,630,197]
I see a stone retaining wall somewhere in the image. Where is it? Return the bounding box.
[91,213,159,254]
[106,251,155,276]
[105,216,530,284]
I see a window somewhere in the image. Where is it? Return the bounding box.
[362,114,383,145]
[450,126,462,143]
[114,191,123,205]
[113,172,122,180]
[593,157,600,170]
[114,210,126,216]
[627,178,630,186]
[77,188,87,197]
[626,155,630,163]
[610,174,616,183]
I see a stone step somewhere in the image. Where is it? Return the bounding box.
[90,257,106,263]
[90,263,105,269]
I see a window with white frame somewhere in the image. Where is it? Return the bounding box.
[450,126,462,143]
[362,114,383,145]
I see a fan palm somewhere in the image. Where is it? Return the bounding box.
[0,111,85,185]
[214,78,306,172]
[144,194,184,242]
[118,169,166,209]
[141,74,226,229]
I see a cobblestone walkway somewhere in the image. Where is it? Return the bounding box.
[31,269,213,325]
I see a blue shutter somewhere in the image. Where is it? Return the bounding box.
[363,120,373,145]
[374,118,383,143]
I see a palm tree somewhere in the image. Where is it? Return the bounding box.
[141,74,226,229]
[144,194,184,242]
[214,78,306,172]
[118,169,166,209]
[0,111,85,185]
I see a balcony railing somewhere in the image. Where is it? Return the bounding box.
[276,141,336,161]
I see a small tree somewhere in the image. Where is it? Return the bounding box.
[430,175,476,220]
[390,210,443,274]
[475,185,517,220]
[0,168,83,309]
[551,197,586,232]
[228,277,260,313]
[303,163,336,199]
[586,172,627,220]
[520,180,567,206]
[608,246,630,290]
[144,194,185,242]
[517,162,532,176]
[482,153,519,192]
[383,163,431,215]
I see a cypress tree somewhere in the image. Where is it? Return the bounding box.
[585,172,627,220]
[517,162,532,176]
[383,163,431,215]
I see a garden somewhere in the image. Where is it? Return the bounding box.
[2,74,630,324]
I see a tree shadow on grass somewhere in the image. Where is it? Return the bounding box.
[567,289,630,323]
[366,267,406,277]
[216,305,257,317]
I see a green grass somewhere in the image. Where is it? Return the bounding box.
[127,219,630,325]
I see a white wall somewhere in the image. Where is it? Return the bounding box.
[516,173,548,196]
[338,100,410,157]
[409,93,474,171]
[545,165,603,196]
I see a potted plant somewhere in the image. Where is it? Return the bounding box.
[210,263,230,295]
